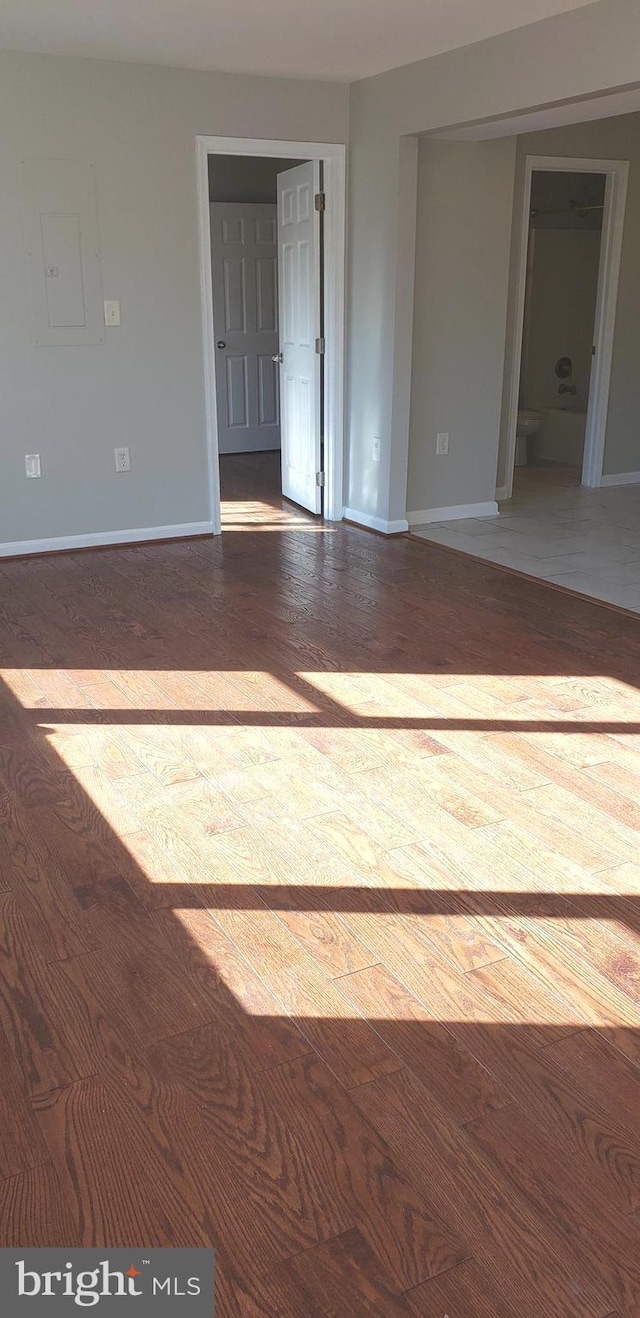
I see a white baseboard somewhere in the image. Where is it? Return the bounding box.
[600,471,640,487]
[407,500,499,525]
[343,508,409,535]
[0,521,215,560]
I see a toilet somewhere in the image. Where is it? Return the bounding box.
[515,409,542,465]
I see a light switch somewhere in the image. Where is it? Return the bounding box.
[104,300,121,326]
[25,454,41,478]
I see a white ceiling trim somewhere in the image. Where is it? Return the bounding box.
[431,85,640,141]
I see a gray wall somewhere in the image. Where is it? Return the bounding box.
[208,155,305,203]
[347,0,640,528]
[0,51,347,548]
[4,4,640,548]
[406,137,516,518]
[497,110,640,487]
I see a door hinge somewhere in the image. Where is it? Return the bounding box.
[314,192,326,212]
[315,337,325,355]
[316,471,326,488]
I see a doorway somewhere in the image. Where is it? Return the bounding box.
[209,156,306,527]
[502,154,629,501]
[196,136,346,533]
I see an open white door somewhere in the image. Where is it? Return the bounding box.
[276,161,322,514]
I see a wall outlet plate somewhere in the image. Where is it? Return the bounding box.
[372,437,381,462]
[436,432,450,455]
[114,446,131,472]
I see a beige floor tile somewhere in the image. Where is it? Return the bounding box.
[410,464,640,615]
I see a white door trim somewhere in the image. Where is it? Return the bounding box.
[502,154,629,498]
[196,135,346,531]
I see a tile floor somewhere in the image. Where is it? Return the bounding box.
[410,464,640,615]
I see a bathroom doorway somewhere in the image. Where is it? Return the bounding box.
[503,155,628,499]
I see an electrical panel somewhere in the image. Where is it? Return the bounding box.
[21,158,105,346]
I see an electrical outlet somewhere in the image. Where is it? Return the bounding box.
[25,454,41,478]
[114,446,131,473]
[372,437,381,462]
[436,432,450,455]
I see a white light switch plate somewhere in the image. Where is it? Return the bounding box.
[104,300,121,326]
[25,454,41,478]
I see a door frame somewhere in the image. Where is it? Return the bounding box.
[196,135,346,530]
[501,154,629,497]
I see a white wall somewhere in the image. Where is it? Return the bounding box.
[0,52,347,550]
[497,110,640,487]
[406,137,516,520]
[347,0,640,529]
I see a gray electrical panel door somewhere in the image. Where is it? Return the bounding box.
[21,158,105,346]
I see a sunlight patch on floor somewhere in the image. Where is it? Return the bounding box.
[1,661,638,1038]
[220,496,332,531]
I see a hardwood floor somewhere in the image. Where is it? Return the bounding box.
[1,452,640,1314]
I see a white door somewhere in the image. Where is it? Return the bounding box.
[210,202,280,453]
[277,161,322,514]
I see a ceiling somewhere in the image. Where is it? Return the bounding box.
[0,0,600,82]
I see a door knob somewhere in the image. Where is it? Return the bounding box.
[272,352,283,363]
[217,340,226,349]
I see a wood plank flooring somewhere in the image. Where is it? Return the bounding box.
[1,450,640,1313]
